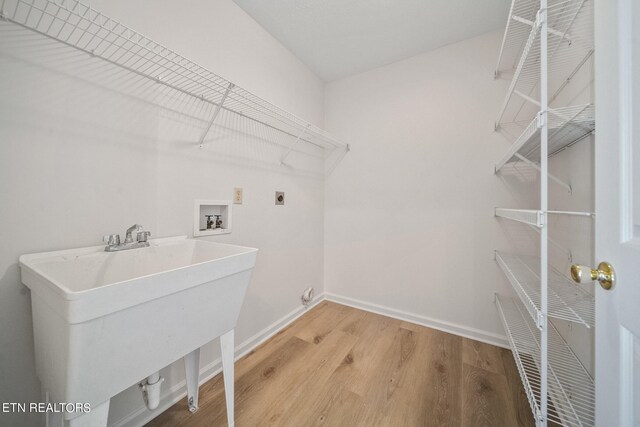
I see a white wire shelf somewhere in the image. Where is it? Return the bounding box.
[496,293,542,425]
[0,0,349,169]
[495,294,595,427]
[495,251,595,327]
[495,0,544,77]
[495,208,545,227]
[496,0,594,126]
[496,104,594,173]
[495,208,593,227]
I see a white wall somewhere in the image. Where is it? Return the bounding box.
[0,1,325,425]
[323,31,537,344]
[323,27,595,375]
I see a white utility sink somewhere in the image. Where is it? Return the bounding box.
[20,236,257,426]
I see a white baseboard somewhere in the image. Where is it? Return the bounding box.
[111,291,507,426]
[325,293,509,349]
[110,294,325,427]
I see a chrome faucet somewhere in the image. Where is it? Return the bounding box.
[125,224,143,243]
[103,224,151,252]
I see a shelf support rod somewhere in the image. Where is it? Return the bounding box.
[513,153,572,193]
[325,143,350,177]
[199,82,234,149]
[539,2,549,425]
[550,49,594,104]
[280,124,310,165]
[514,90,540,107]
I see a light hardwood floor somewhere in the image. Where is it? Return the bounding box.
[147,301,534,427]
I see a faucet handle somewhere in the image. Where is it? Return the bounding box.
[103,234,120,246]
[136,231,151,243]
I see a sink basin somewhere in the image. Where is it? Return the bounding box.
[21,236,257,323]
[20,236,257,425]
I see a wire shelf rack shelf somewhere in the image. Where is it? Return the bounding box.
[496,0,544,77]
[495,251,595,328]
[496,104,594,172]
[494,0,595,425]
[495,208,545,227]
[495,0,594,126]
[495,208,594,228]
[0,0,349,170]
[496,294,595,427]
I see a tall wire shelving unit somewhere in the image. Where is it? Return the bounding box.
[0,0,350,173]
[493,0,595,426]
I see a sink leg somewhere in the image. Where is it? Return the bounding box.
[220,329,235,427]
[184,348,201,413]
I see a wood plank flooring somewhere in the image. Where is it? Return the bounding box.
[147,301,534,427]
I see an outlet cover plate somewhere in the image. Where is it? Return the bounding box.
[234,187,243,204]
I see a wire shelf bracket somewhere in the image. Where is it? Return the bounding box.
[199,83,234,149]
[514,153,572,193]
[280,124,311,165]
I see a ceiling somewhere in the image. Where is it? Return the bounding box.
[233,0,510,82]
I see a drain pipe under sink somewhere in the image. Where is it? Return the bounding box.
[140,372,164,410]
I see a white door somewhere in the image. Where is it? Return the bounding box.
[594,0,640,425]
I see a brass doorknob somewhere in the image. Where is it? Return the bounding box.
[570,262,616,290]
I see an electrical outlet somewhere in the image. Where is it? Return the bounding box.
[234,187,243,204]
[275,191,285,205]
